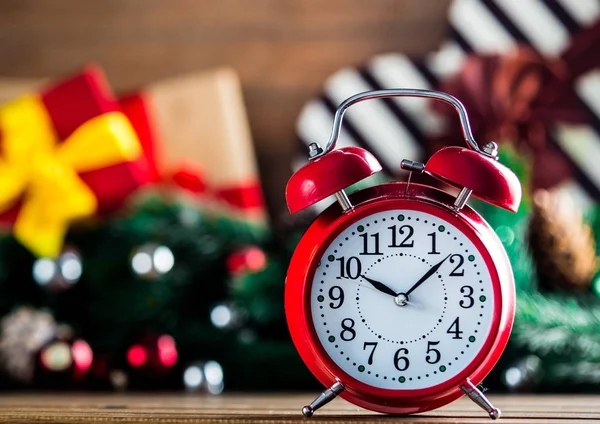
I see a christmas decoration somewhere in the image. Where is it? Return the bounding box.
[126,334,178,375]
[36,338,94,386]
[0,194,319,391]
[0,307,92,387]
[430,41,600,195]
[0,7,599,395]
[296,0,600,211]
[182,360,224,394]
[165,163,269,241]
[120,68,266,225]
[226,246,267,275]
[529,188,597,292]
[0,66,151,258]
[209,303,245,331]
[32,247,83,291]
[0,307,58,384]
[130,244,175,279]
[473,147,535,292]
[108,369,129,391]
[501,355,543,392]
[506,291,600,389]
[0,62,306,392]
[229,252,287,329]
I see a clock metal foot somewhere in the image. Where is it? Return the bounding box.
[461,380,501,420]
[302,381,345,417]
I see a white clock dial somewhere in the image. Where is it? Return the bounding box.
[310,209,495,390]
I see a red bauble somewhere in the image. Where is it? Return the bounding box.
[126,334,178,377]
[227,246,267,275]
[36,338,94,386]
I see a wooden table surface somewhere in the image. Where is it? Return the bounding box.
[0,394,597,423]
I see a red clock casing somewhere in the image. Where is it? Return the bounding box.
[285,182,515,415]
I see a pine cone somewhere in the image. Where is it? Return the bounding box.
[528,189,597,292]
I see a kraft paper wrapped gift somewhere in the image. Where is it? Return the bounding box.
[120,68,266,224]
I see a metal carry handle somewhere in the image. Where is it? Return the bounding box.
[310,89,490,160]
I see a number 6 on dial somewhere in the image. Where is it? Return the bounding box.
[285,89,521,419]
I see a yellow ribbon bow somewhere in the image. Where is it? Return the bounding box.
[0,95,141,258]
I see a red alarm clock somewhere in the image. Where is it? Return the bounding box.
[285,89,521,419]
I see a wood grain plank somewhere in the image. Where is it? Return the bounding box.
[0,394,597,423]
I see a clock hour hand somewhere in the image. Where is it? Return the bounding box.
[360,275,397,297]
[403,254,451,297]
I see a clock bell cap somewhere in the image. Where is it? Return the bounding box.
[286,147,382,213]
[425,147,522,212]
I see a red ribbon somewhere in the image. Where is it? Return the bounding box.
[215,183,265,211]
[171,165,265,212]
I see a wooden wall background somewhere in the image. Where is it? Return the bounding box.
[0,0,451,217]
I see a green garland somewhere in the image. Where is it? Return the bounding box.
[0,189,317,390]
[477,147,600,391]
[514,292,600,361]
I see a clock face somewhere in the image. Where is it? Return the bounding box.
[310,208,495,390]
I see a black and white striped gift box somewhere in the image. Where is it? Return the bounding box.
[296,0,600,212]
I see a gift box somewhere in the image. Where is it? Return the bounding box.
[0,66,151,257]
[119,68,266,224]
[296,0,600,212]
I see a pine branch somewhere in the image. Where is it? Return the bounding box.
[512,292,600,361]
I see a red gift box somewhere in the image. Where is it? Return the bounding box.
[41,66,151,212]
[0,65,153,256]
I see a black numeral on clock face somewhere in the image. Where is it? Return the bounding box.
[359,233,383,255]
[340,318,356,341]
[328,286,344,309]
[393,348,410,371]
[427,232,440,255]
[336,257,362,279]
[388,225,414,248]
[447,317,463,339]
[425,341,441,364]
[449,254,465,276]
[363,342,378,365]
[459,285,474,308]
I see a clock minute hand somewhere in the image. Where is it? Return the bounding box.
[403,254,451,297]
[360,275,397,297]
